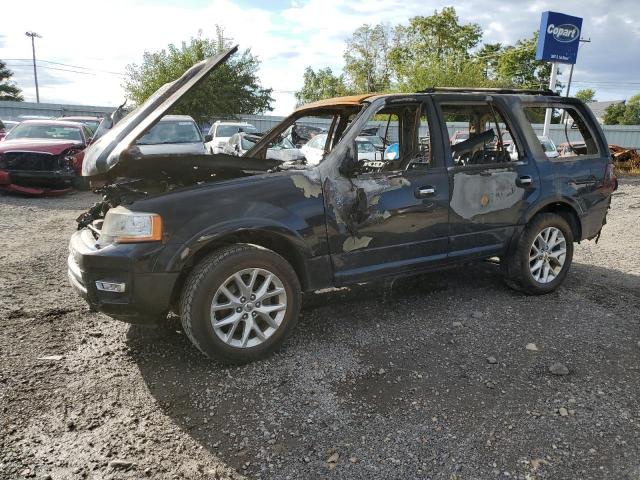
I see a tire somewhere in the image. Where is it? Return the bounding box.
[179,244,301,364]
[502,213,574,295]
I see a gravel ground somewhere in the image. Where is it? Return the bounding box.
[1,180,639,480]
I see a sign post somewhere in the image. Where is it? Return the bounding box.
[543,63,559,137]
[535,11,583,137]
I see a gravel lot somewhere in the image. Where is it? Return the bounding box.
[1,179,639,480]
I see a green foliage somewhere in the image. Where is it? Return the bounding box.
[494,33,555,90]
[603,96,640,125]
[294,67,348,106]
[603,102,626,125]
[343,24,392,93]
[474,43,503,78]
[575,88,596,103]
[389,7,487,90]
[123,29,273,123]
[620,103,640,125]
[295,7,566,103]
[0,60,24,101]
[395,7,482,62]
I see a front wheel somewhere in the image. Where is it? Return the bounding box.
[502,213,574,295]
[179,244,301,364]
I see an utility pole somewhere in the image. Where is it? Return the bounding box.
[25,31,42,103]
[565,37,591,98]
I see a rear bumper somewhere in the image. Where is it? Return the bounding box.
[68,229,179,324]
[580,196,612,241]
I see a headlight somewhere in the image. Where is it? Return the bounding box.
[99,206,162,244]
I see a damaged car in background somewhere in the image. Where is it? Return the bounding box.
[68,46,617,364]
[0,119,94,195]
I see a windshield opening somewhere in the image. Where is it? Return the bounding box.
[137,120,203,145]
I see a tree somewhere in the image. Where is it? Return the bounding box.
[602,94,640,125]
[474,43,503,79]
[0,60,24,101]
[495,33,557,91]
[343,24,392,93]
[602,102,627,125]
[575,88,596,103]
[389,7,484,89]
[123,29,273,123]
[294,67,348,106]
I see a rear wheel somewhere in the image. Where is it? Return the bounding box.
[502,213,574,295]
[180,244,301,364]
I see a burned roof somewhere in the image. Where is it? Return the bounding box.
[295,94,378,112]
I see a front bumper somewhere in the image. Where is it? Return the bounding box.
[68,229,180,324]
[0,169,75,195]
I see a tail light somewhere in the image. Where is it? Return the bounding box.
[604,163,618,191]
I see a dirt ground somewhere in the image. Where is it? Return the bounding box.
[1,179,639,480]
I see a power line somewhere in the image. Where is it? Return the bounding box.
[3,58,124,76]
[6,63,98,76]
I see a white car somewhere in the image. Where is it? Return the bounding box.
[301,134,377,165]
[206,121,257,154]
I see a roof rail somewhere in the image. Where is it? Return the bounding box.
[419,87,555,96]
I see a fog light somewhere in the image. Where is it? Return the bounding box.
[95,280,126,293]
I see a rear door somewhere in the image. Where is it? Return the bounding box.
[434,96,541,259]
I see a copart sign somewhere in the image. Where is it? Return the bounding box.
[535,11,583,64]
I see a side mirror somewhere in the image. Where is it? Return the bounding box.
[339,141,360,177]
[204,134,213,143]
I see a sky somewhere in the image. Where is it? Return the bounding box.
[2,0,639,115]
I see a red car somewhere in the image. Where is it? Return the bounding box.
[0,120,93,195]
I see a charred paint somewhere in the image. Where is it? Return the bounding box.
[342,235,373,252]
[450,170,523,220]
[291,172,322,198]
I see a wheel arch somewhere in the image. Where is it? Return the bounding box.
[524,199,583,242]
[168,228,311,311]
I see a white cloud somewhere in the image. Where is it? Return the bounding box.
[2,0,639,115]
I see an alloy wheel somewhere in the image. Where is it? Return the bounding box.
[529,226,567,284]
[210,268,287,348]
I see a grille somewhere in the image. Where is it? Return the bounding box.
[0,151,64,171]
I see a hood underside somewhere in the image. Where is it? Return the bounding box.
[107,151,283,183]
[82,45,238,178]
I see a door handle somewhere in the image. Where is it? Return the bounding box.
[416,186,436,198]
[518,176,533,186]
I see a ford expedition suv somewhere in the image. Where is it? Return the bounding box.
[68,46,617,364]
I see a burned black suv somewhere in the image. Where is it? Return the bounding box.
[68,46,617,364]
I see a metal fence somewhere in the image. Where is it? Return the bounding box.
[2,101,640,148]
[0,100,115,120]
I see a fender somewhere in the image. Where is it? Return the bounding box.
[164,216,314,272]
[521,194,584,225]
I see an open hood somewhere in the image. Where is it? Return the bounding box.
[82,45,238,177]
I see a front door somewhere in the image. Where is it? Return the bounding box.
[324,98,450,285]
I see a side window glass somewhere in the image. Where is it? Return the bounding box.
[352,102,431,174]
[522,106,599,158]
[441,103,518,166]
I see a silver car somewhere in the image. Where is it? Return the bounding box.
[136,115,207,155]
